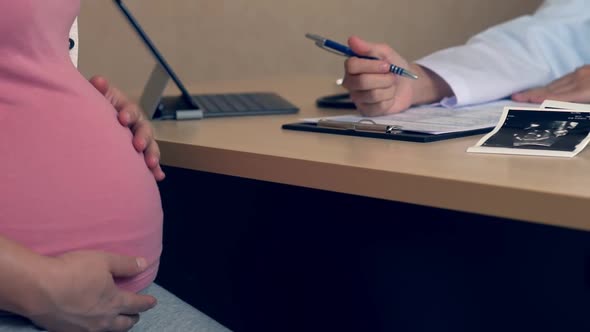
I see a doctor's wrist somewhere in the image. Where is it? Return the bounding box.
[409,64,453,106]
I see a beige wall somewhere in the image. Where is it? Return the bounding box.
[79,0,542,95]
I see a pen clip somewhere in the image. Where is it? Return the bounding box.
[306,33,349,57]
[314,42,348,57]
[318,119,403,134]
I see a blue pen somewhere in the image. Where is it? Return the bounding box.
[305,33,418,80]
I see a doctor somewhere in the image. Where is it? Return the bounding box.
[342,0,590,116]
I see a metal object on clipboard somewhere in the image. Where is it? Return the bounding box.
[317,119,403,135]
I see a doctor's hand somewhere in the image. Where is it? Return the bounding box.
[341,36,453,116]
[512,65,590,104]
[89,76,165,181]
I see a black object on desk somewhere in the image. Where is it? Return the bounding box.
[316,93,356,109]
[113,0,299,120]
[282,119,493,143]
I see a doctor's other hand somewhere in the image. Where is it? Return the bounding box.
[341,36,453,116]
[512,65,590,104]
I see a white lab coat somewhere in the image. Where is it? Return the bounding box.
[416,0,590,107]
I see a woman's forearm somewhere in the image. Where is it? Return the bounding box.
[0,235,49,317]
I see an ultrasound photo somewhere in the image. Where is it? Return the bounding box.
[482,110,590,152]
[468,107,590,157]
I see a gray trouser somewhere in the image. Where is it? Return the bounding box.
[0,284,231,332]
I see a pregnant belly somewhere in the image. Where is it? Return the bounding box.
[0,86,163,292]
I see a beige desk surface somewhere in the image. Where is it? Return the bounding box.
[152,75,590,232]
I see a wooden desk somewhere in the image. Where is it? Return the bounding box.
[151,76,590,332]
[152,75,590,232]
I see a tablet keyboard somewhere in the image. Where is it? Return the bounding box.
[159,92,299,118]
[194,93,298,117]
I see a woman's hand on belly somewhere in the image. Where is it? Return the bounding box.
[89,76,166,182]
[28,251,157,332]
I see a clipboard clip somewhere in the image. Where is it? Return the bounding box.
[317,119,403,135]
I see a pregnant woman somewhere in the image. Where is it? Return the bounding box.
[0,1,228,331]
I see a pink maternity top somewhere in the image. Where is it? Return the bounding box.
[0,0,163,292]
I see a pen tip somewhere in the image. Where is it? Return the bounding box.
[305,33,324,42]
[403,71,419,80]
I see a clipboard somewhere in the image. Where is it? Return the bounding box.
[282,119,494,143]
